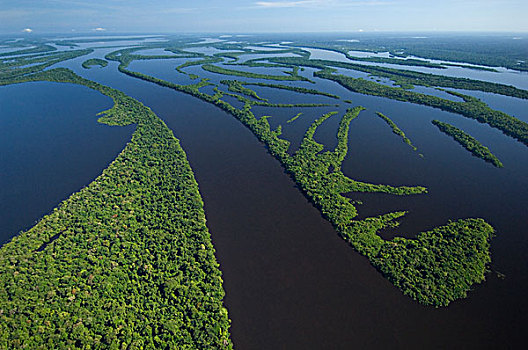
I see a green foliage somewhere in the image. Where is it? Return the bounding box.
[220,80,267,101]
[163,47,205,58]
[242,81,341,99]
[202,64,312,82]
[432,120,503,167]
[269,56,528,100]
[278,108,492,306]
[312,68,528,147]
[176,56,223,74]
[287,112,303,124]
[364,218,493,306]
[235,59,294,69]
[209,44,308,64]
[290,43,450,69]
[289,36,528,71]
[300,43,499,72]
[221,89,333,108]
[0,68,232,349]
[0,49,93,81]
[82,58,108,69]
[0,43,57,58]
[375,112,419,152]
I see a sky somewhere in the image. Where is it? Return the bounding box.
[1,0,527,34]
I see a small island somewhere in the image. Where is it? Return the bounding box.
[82,58,108,69]
[432,119,504,167]
[375,112,419,153]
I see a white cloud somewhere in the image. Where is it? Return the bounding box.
[92,27,106,31]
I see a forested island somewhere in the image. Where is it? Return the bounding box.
[432,120,503,167]
[375,112,420,153]
[82,58,108,69]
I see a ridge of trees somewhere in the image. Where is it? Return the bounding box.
[375,112,421,154]
[432,120,503,168]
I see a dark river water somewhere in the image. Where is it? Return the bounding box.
[0,82,134,245]
[2,44,527,348]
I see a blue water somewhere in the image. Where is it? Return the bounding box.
[0,82,134,245]
[300,47,528,90]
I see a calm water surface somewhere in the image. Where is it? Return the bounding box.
[300,47,528,90]
[0,82,133,245]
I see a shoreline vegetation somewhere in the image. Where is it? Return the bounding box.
[3,33,527,347]
[242,81,341,99]
[106,46,494,307]
[311,68,528,147]
[0,68,232,349]
[82,58,108,69]
[219,86,336,108]
[287,112,303,124]
[0,38,511,348]
[0,49,93,80]
[375,112,421,155]
[202,64,312,82]
[432,120,504,168]
[267,56,528,100]
[285,39,527,72]
[0,43,57,58]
